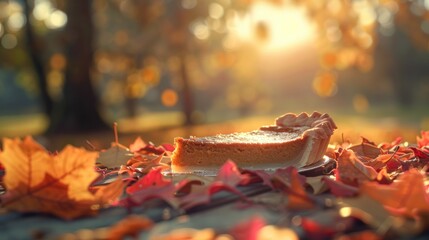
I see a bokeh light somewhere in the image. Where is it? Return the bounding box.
[45,10,67,29]
[7,12,26,32]
[353,94,369,113]
[161,89,178,107]
[50,53,67,70]
[312,72,337,97]
[1,33,18,49]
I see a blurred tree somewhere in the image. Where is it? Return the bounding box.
[49,0,108,133]
[22,0,108,133]
[23,0,53,117]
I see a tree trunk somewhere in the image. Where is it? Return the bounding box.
[48,0,108,133]
[23,0,53,116]
[178,54,194,125]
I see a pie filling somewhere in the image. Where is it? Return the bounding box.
[171,112,336,172]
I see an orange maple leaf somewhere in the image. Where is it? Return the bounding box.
[360,168,429,218]
[0,137,124,219]
[336,149,377,186]
[417,131,429,148]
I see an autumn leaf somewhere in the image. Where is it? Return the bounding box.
[378,137,402,151]
[94,177,127,206]
[360,168,429,218]
[215,160,251,186]
[0,137,120,219]
[363,152,400,172]
[322,176,358,197]
[336,149,377,186]
[98,145,133,169]
[230,215,266,240]
[410,147,429,163]
[179,181,248,210]
[417,131,429,148]
[271,167,314,210]
[301,217,337,240]
[349,139,382,160]
[119,167,178,208]
[241,169,274,189]
[338,194,423,237]
[129,137,173,155]
[107,215,153,240]
[179,160,250,210]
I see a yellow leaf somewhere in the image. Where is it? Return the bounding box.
[0,137,123,219]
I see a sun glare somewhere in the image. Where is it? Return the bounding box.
[231,2,315,53]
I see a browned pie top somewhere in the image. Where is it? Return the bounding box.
[181,112,336,144]
[186,127,309,144]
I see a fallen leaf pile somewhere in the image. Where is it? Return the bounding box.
[1,130,429,239]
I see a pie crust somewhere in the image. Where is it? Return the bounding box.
[171,112,336,171]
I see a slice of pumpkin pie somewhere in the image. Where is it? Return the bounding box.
[171,112,336,172]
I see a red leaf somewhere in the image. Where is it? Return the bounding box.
[179,182,248,210]
[411,147,429,162]
[129,137,169,155]
[230,216,266,240]
[417,131,429,148]
[378,137,402,150]
[178,160,250,210]
[336,149,377,186]
[241,169,274,188]
[272,167,315,210]
[271,167,306,191]
[121,168,178,208]
[301,217,336,240]
[322,176,358,197]
[216,160,251,186]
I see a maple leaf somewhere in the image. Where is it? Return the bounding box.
[129,137,173,155]
[120,167,178,208]
[215,160,251,186]
[417,130,429,148]
[178,160,250,210]
[378,137,402,151]
[410,147,429,164]
[360,168,429,218]
[94,177,127,206]
[98,145,133,169]
[349,139,382,160]
[241,169,274,189]
[107,215,153,240]
[179,181,248,210]
[336,149,377,186]
[269,167,315,210]
[0,137,119,219]
[364,153,398,172]
[322,176,358,197]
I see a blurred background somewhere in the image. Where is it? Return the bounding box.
[0,0,428,148]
